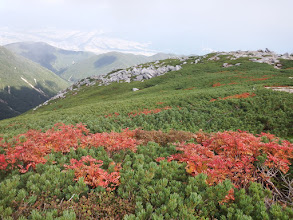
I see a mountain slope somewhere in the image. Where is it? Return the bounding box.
[60,51,173,82]
[0,46,70,120]
[1,50,292,138]
[0,51,292,219]
[4,42,94,75]
[5,42,173,83]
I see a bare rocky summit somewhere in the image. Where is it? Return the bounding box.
[217,49,293,69]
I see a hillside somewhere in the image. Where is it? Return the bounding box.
[0,46,70,120]
[60,51,173,82]
[4,50,292,138]
[4,42,173,83]
[0,50,293,219]
[4,42,95,75]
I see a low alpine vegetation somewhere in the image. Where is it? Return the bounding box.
[0,52,292,219]
[0,124,292,219]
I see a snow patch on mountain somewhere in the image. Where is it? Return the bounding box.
[21,77,47,97]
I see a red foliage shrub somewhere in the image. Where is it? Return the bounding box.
[212,82,225,87]
[0,154,7,169]
[164,131,293,190]
[128,106,172,117]
[104,112,120,118]
[82,128,140,154]
[64,156,120,190]
[0,124,139,173]
[210,93,256,102]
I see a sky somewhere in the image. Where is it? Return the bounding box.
[0,0,293,55]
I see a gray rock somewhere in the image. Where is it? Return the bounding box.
[283,53,290,59]
[135,75,144,81]
[132,88,139,91]
[276,63,282,67]
[223,63,233,68]
[208,56,220,61]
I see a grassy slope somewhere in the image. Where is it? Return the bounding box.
[1,53,293,219]
[4,42,94,75]
[60,52,172,82]
[0,54,292,139]
[0,46,70,119]
[5,42,173,83]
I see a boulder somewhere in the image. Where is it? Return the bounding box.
[132,88,139,91]
[135,75,144,81]
[283,53,290,59]
[208,56,220,61]
[276,63,282,68]
[223,63,233,68]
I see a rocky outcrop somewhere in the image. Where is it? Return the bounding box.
[216,50,293,69]
[33,61,182,110]
[33,49,293,111]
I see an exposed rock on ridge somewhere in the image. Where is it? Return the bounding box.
[33,50,293,111]
[33,62,182,110]
[217,50,293,69]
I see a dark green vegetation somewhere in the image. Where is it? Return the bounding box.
[0,54,293,219]
[4,42,94,76]
[0,46,70,120]
[1,54,292,139]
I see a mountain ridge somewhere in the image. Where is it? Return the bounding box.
[60,51,174,82]
[4,42,174,82]
[0,45,70,120]
[4,41,95,75]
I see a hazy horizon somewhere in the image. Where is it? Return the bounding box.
[1,0,293,55]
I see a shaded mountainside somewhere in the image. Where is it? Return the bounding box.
[0,46,70,120]
[59,51,173,82]
[4,42,95,76]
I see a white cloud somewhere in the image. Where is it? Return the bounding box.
[0,27,156,55]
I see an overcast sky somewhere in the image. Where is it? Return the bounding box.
[0,0,292,55]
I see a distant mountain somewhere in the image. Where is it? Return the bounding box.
[4,42,94,76]
[0,46,70,120]
[4,42,173,82]
[0,28,155,55]
[60,51,173,82]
